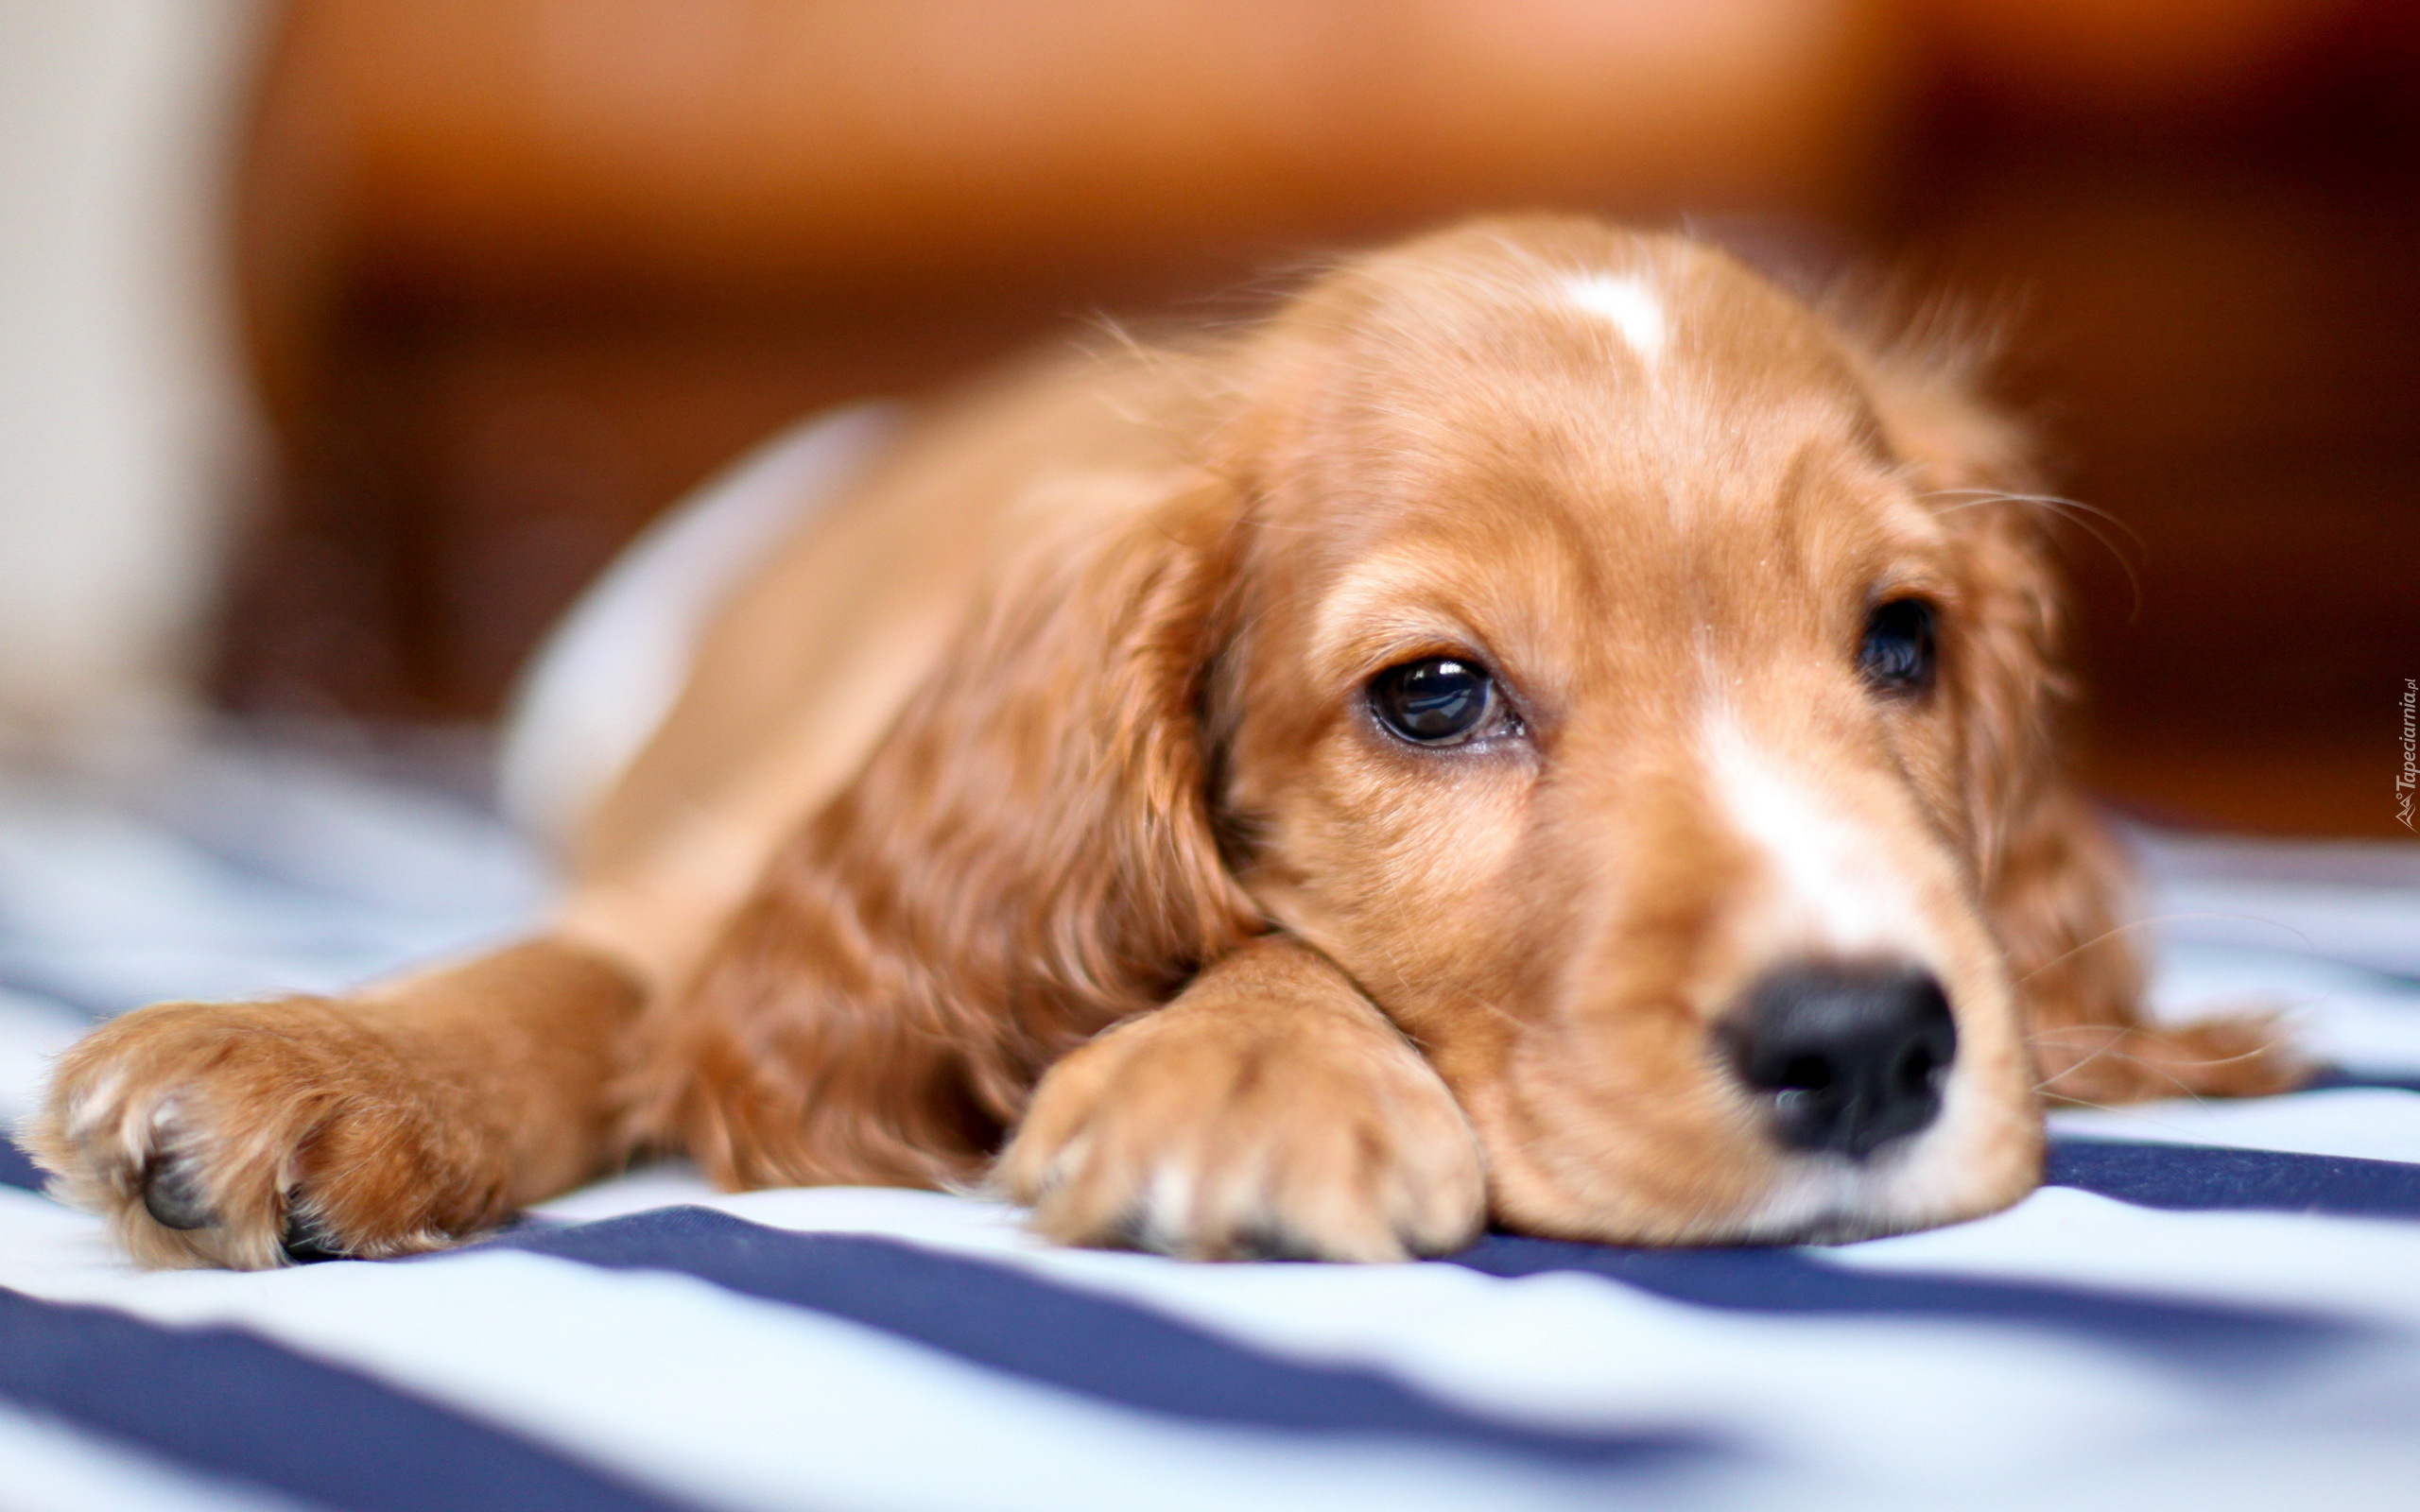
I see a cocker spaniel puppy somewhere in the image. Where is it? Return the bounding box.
[26,217,2299,1268]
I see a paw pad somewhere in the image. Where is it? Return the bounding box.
[138,1149,216,1231]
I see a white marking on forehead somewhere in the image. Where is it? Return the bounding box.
[1702,707,1930,961]
[1561,272,1667,363]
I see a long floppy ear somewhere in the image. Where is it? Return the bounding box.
[1859,341,2305,1104]
[625,469,1264,1189]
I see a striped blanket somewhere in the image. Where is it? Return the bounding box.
[5,734,2420,1512]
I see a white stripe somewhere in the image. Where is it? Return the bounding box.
[1838,1183,2420,1327]
[2149,878,2420,979]
[0,988,87,1125]
[2049,1087,2420,1161]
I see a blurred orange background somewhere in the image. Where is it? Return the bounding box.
[215,0,2420,835]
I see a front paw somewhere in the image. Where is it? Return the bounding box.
[996,986,1486,1263]
[20,999,509,1269]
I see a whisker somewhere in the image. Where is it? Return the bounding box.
[1925,488,2150,554]
[2031,1026,2132,1094]
[2014,911,2323,987]
[2033,1085,2128,1111]
[2031,1020,2297,1105]
[1923,488,2147,621]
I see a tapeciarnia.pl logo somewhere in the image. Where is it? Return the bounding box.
[2399,677,2417,832]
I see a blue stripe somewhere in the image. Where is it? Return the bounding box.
[2306,1068,2420,1096]
[478,1205,1705,1469]
[2049,1137,2420,1220]
[0,1285,700,1512]
[0,1136,43,1194]
[1446,1234,2342,1365]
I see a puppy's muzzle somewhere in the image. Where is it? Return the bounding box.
[1723,962,1957,1160]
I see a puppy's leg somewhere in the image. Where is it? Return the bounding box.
[2000,793,2308,1105]
[2032,1014,2305,1106]
[20,939,640,1268]
[997,936,1485,1263]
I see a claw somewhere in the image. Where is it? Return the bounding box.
[281,1197,348,1263]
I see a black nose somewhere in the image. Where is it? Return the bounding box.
[1722,963,1957,1160]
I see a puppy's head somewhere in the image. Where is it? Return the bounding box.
[1203,220,2065,1242]
[674,217,2118,1240]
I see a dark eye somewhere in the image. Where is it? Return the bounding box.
[1859,597,1937,695]
[1370,657,1497,745]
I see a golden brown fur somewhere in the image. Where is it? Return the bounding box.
[24,216,2303,1268]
